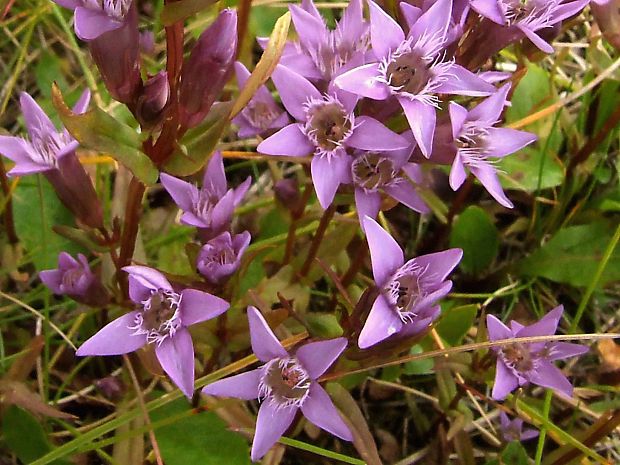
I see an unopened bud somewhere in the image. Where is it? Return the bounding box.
[178,9,237,128]
[136,72,170,128]
[274,178,302,214]
[592,0,620,51]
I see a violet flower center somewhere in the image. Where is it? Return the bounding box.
[30,130,71,168]
[304,97,353,154]
[500,342,536,373]
[129,289,182,345]
[242,101,279,130]
[60,267,86,292]
[351,153,398,192]
[500,0,554,28]
[191,188,220,222]
[82,0,131,21]
[383,261,434,322]
[386,53,432,95]
[312,29,370,79]
[259,357,311,408]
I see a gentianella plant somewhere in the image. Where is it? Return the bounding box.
[0,0,595,462]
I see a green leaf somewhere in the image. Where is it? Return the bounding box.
[160,0,218,26]
[500,64,564,191]
[165,101,233,176]
[13,176,84,271]
[306,313,343,338]
[151,398,251,465]
[2,405,70,465]
[230,11,291,118]
[51,84,158,185]
[517,222,620,287]
[484,442,529,465]
[449,206,498,275]
[403,345,434,375]
[435,304,478,346]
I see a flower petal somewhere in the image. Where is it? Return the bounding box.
[290,4,326,53]
[408,0,451,55]
[413,248,463,283]
[295,337,347,378]
[362,215,403,285]
[301,383,353,440]
[470,164,513,208]
[438,64,496,97]
[516,305,564,338]
[358,294,402,349]
[528,360,573,398]
[334,63,390,100]
[258,124,314,157]
[251,403,297,461]
[39,270,64,294]
[160,173,196,212]
[384,181,429,214]
[347,116,410,151]
[484,128,537,158]
[469,0,505,24]
[123,266,172,295]
[311,154,348,209]
[449,153,468,191]
[180,289,230,326]
[486,315,513,342]
[271,65,321,120]
[203,151,227,197]
[517,25,554,54]
[0,136,35,163]
[546,342,589,361]
[72,88,92,114]
[248,306,288,362]
[19,92,56,140]
[468,83,510,123]
[76,311,146,356]
[399,2,422,30]
[156,328,195,398]
[367,0,404,58]
[492,359,519,400]
[399,97,435,158]
[202,368,262,400]
[74,6,122,41]
[448,102,468,140]
[354,189,381,226]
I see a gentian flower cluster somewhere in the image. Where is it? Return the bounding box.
[0,0,596,461]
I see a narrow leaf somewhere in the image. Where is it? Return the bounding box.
[51,83,158,185]
[229,11,291,118]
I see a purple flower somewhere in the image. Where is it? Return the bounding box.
[358,216,462,348]
[86,4,142,105]
[0,91,104,228]
[334,0,495,156]
[499,412,539,442]
[0,92,86,176]
[486,305,589,400]
[40,252,109,307]
[52,0,132,41]
[258,64,410,208]
[179,9,237,128]
[447,84,536,208]
[76,266,230,398]
[470,0,589,53]
[232,62,289,138]
[160,152,251,238]
[203,306,352,460]
[197,231,251,285]
[281,0,370,83]
[350,138,429,225]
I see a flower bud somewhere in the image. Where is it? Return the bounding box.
[88,3,142,105]
[40,252,110,307]
[136,72,170,128]
[592,0,620,51]
[45,152,105,229]
[196,231,251,285]
[178,9,237,128]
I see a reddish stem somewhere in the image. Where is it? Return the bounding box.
[0,158,18,244]
[117,176,146,294]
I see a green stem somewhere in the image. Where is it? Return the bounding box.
[534,389,552,465]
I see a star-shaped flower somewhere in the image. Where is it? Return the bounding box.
[203,306,352,461]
